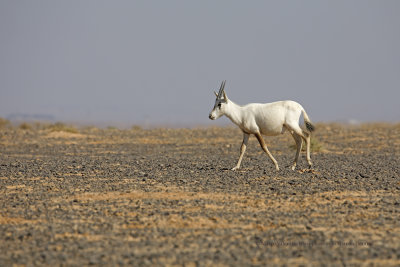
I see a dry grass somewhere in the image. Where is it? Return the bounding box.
[289,137,324,152]
[1,122,399,265]
[0,117,11,129]
[0,215,42,225]
[47,122,79,133]
[66,187,397,238]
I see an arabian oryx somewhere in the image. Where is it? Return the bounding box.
[209,80,315,171]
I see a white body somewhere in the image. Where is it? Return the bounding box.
[209,82,315,171]
[221,100,304,136]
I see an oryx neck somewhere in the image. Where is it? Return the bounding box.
[224,100,244,126]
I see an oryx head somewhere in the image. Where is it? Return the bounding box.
[209,80,228,120]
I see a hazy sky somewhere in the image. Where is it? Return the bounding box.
[1,1,399,126]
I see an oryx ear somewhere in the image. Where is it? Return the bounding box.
[214,91,218,97]
[222,90,228,102]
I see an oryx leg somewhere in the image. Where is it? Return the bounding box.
[254,133,279,171]
[289,130,303,170]
[286,122,312,168]
[232,132,250,171]
[304,132,312,167]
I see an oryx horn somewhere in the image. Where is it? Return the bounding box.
[216,80,226,99]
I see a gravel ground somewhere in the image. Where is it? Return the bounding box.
[0,123,399,266]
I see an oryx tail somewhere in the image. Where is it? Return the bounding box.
[302,109,315,132]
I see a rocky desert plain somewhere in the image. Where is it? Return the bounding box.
[0,120,399,266]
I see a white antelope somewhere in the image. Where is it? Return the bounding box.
[209,80,315,171]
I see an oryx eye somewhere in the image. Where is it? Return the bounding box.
[217,103,222,108]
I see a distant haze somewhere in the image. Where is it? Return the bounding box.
[1,1,399,127]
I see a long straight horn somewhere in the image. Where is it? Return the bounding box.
[217,80,226,99]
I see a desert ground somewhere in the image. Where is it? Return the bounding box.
[0,122,399,266]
